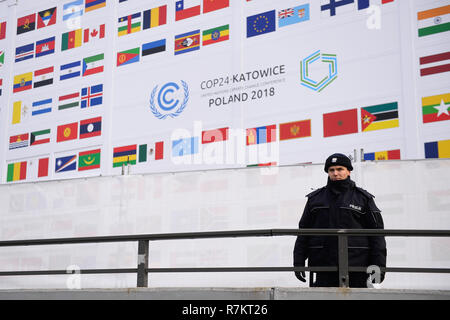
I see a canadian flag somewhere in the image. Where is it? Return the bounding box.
[84,24,105,43]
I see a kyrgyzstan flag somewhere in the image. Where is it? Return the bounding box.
[57,122,78,142]
[323,108,358,138]
[203,0,229,14]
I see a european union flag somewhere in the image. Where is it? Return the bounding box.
[247,10,276,38]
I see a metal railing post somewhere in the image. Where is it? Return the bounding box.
[338,234,349,288]
[137,240,149,287]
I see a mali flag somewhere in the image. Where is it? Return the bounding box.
[323,108,358,137]
[203,0,229,14]
[7,161,27,182]
[78,149,101,171]
[361,102,399,132]
[425,139,450,159]
[422,93,450,123]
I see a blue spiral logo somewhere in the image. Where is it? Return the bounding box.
[150,81,189,119]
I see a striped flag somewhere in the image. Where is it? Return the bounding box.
[113,145,137,167]
[139,141,164,162]
[12,100,30,124]
[417,5,450,37]
[17,13,36,34]
[118,12,141,36]
[82,53,104,76]
[58,91,80,110]
[85,0,106,12]
[364,149,400,161]
[81,84,103,108]
[30,129,51,146]
[84,24,105,43]
[79,116,102,139]
[142,39,166,57]
[35,36,55,57]
[63,0,83,21]
[420,51,450,77]
[202,24,229,46]
[32,98,52,116]
[13,72,33,93]
[78,149,101,171]
[0,78,2,96]
[175,30,200,55]
[9,133,29,150]
[15,43,34,62]
[246,125,276,145]
[61,28,83,51]
[361,102,399,132]
[422,93,450,123]
[7,161,27,182]
[60,60,81,80]
[175,0,201,21]
[143,5,167,29]
[425,139,450,159]
[33,66,54,88]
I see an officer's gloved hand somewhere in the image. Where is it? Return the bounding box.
[295,271,306,282]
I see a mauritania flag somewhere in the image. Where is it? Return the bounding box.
[422,93,450,123]
[83,53,104,76]
[32,98,52,116]
[55,154,77,173]
[60,60,81,80]
[417,5,450,37]
[278,4,310,28]
[113,145,137,167]
[63,0,83,21]
[361,102,399,132]
[202,24,229,46]
[425,139,450,159]
[7,161,27,182]
[118,12,141,36]
[78,148,101,171]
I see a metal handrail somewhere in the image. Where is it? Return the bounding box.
[0,228,449,288]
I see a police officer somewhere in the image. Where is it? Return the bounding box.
[293,153,387,287]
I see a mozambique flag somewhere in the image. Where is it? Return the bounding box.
[364,149,401,161]
[17,13,36,35]
[279,120,311,141]
[422,93,450,123]
[7,161,27,182]
[113,145,137,167]
[78,149,101,171]
[361,102,399,132]
[425,139,450,159]
[202,24,229,46]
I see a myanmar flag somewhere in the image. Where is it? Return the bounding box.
[361,102,399,132]
[279,120,311,141]
[323,108,358,137]
[7,161,27,182]
[78,149,101,171]
[425,139,450,159]
[117,48,139,66]
[422,93,450,123]
[203,0,229,14]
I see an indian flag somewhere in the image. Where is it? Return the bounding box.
[7,161,27,182]
[418,5,450,37]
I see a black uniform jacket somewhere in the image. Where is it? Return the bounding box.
[293,179,387,275]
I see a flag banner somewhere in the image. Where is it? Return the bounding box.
[63,0,84,21]
[142,39,166,56]
[203,0,229,14]
[30,129,51,145]
[78,149,101,171]
[35,36,55,57]
[117,48,140,66]
[364,149,401,161]
[0,21,6,40]
[247,10,276,38]
[37,7,57,29]
[9,133,29,150]
[143,5,167,29]
[13,72,33,93]
[15,43,34,62]
[422,93,450,123]
[139,144,147,162]
[361,102,399,132]
[278,4,310,28]
[323,108,358,137]
[33,66,54,88]
[417,5,450,37]
[0,78,2,96]
[175,0,201,21]
[113,145,137,167]
[32,98,52,116]
[279,120,311,141]
[84,24,105,42]
[202,127,228,144]
[57,122,78,142]
[38,158,49,177]
[61,28,82,51]
[247,162,277,167]
[118,12,141,36]
[81,84,103,108]
[12,101,23,124]
[60,61,81,80]
[83,53,104,76]
[85,0,106,12]
[55,154,77,172]
[7,161,27,182]
[59,92,80,110]
[140,142,165,161]
[172,137,199,156]
[0,50,4,66]
[202,24,229,46]
[175,30,200,55]
[79,116,102,139]
[425,139,450,159]
[246,125,276,145]
[17,13,36,35]
[420,51,450,76]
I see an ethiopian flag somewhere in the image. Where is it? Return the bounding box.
[7,161,27,182]
[422,93,450,123]
[361,102,399,132]
[202,24,229,46]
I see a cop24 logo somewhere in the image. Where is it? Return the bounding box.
[300,50,338,92]
[150,81,189,119]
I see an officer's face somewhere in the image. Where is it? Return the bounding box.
[328,166,350,181]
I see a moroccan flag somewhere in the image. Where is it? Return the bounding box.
[117,48,140,66]
[143,5,167,29]
[202,127,228,144]
[57,122,78,142]
[422,93,450,123]
[203,0,229,14]
[417,5,450,37]
[361,102,399,132]
[0,21,6,40]
[17,13,36,35]
[79,116,102,139]
[279,120,311,141]
[113,145,137,167]
[61,28,83,51]
[78,149,101,171]
[323,108,358,137]
[364,149,401,161]
[202,24,229,46]
[37,7,57,29]
[246,125,276,145]
[7,161,27,182]
[425,139,450,159]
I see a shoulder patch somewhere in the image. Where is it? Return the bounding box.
[306,187,325,198]
[356,187,375,198]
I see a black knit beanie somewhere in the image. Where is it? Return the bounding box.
[324,153,353,172]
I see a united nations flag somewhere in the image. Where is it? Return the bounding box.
[246,10,276,38]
